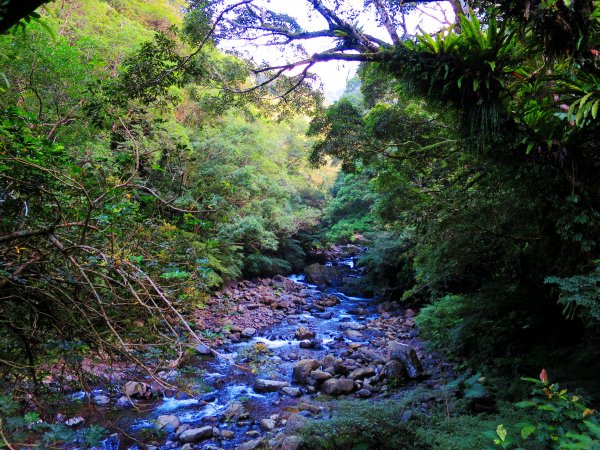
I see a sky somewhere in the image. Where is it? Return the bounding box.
[221,0,454,101]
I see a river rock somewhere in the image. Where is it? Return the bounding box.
[344,329,364,341]
[65,416,85,427]
[388,342,423,379]
[299,339,319,349]
[293,359,320,384]
[122,381,152,399]
[260,418,276,431]
[304,263,347,287]
[349,367,376,380]
[221,429,235,439]
[222,401,248,421]
[236,437,265,450]
[253,379,290,392]
[196,342,213,356]
[175,424,191,439]
[285,414,308,434]
[320,378,355,395]
[381,360,405,381]
[281,387,302,397]
[316,295,339,307]
[281,436,302,450]
[156,415,180,433]
[339,322,365,331]
[179,426,213,443]
[356,347,387,364]
[294,326,315,340]
[93,394,111,405]
[310,369,332,381]
[356,388,372,398]
[241,328,257,338]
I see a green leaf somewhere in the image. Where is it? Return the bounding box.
[584,420,600,438]
[24,411,40,423]
[496,424,507,442]
[160,269,191,279]
[592,98,600,119]
[520,424,536,439]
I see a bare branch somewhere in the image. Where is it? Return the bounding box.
[373,0,401,45]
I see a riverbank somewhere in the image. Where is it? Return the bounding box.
[9,248,457,450]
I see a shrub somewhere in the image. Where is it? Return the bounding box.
[300,399,423,449]
[490,370,600,449]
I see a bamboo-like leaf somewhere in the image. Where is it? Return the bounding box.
[591,98,600,119]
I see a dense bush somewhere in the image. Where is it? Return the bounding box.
[300,399,422,449]
[0,1,326,387]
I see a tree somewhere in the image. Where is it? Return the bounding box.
[0,0,51,34]
[215,0,600,374]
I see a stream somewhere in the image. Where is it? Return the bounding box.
[59,248,434,450]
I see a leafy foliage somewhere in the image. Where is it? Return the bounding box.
[491,371,600,449]
[300,399,421,449]
[546,265,600,322]
[0,0,329,396]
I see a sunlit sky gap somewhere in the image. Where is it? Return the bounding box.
[220,1,455,101]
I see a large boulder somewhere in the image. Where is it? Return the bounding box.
[388,342,423,379]
[338,277,374,298]
[320,378,355,395]
[304,264,348,287]
[381,360,405,382]
[253,379,290,393]
[293,359,320,384]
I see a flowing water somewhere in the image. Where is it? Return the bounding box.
[64,251,414,449]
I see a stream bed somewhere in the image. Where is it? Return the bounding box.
[58,250,438,450]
